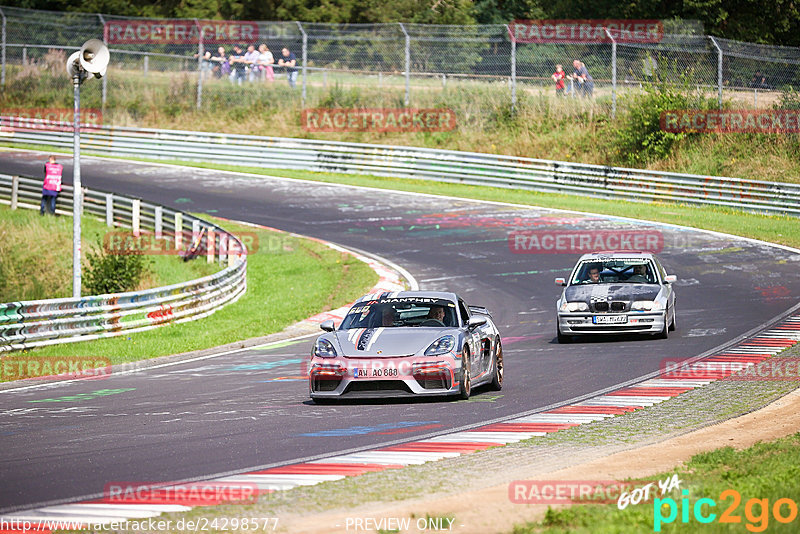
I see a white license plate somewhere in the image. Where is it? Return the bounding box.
[593,315,628,324]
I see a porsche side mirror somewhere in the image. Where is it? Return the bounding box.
[555,277,566,286]
[320,319,335,332]
[664,275,677,283]
[467,316,487,329]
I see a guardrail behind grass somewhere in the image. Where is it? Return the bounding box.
[0,173,247,353]
[2,119,799,217]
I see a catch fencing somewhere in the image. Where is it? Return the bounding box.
[0,172,248,353]
[2,119,798,217]
[1,6,799,118]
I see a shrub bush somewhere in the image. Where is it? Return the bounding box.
[83,235,150,295]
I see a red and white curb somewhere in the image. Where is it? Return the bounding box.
[3,316,798,531]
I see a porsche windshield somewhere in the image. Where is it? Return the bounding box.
[340,298,458,329]
[570,259,658,285]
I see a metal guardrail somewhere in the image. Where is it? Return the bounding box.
[0,172,247,353]
[2,119,799,217]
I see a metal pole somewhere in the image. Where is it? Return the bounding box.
[507,24,516,112]
[296,22,307,105]
[1,8,6,86]
[72,73,82,298]
[399,23,410,107]
[196,22,203,109]
[709,36,723,109]
[97,14,107,107]
[143,55,148,77]
[605,28,617,119]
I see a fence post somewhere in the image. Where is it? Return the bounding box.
[709,36,723,109]
[605,27,617,119]
[154,205,163,239]
[196,21,203,109]
[507,24,516,112]
[399,23,410,107]
[10,175,18,209]
[132,198,140,236]
[0,8,6,86]
[143,55,148,77]
[105,193,113,226]
[296,22,307,106]
[192,219,200,245]
[174,212,183,249]
[97,14,107,107]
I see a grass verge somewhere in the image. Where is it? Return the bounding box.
[512,432,800,533]
[0,204,218,301]
[10,215,378,367]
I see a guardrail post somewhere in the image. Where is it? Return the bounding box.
[228,239,239,268]
[399,23,410,107]
[132,198,140,236]
[174,212,183,249]
[154,205,163,239]
[105,193,113,226]
[709,36,723,109]
[0,8,6,86]
[207,228,215,263]
[192,219,200,245]
[296,22,307,106]
[10,175,18,209]
[219,233,228,265]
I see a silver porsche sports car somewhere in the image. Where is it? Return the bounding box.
[308,291,503,401]
[555,251,677,342]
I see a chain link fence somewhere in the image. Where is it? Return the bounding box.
[2,5,800,125]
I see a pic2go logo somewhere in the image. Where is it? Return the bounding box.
[654,489,799,532]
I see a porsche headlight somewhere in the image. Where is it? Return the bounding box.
[425,335,456,356]
[632,300,663,311]
[560,301,589,312]
[313,338,337,358]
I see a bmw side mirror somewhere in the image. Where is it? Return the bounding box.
[467,316,487,329]
[664,275,677,283]
[555,277,566,286]
[320,319,335,332]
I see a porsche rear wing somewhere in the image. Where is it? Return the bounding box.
[468,305,492,318]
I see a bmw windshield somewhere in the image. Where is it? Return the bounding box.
[571,259,658,285]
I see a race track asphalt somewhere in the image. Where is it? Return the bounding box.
[1,151,799,511]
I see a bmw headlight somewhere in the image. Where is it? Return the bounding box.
[425,335,456,356]
[560,301,589,312]
[313,338,337,358]
[632,300,663,311]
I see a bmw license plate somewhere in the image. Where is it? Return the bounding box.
[593,315,627,324]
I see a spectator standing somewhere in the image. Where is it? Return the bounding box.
[552,64,566,96]
[572,59,594,97]
[278,47,298,89]
[229,45,247,85]
[211,46,230,79]
[244,44,260,82]
[40,155,62,216]
[258,43,275,82]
